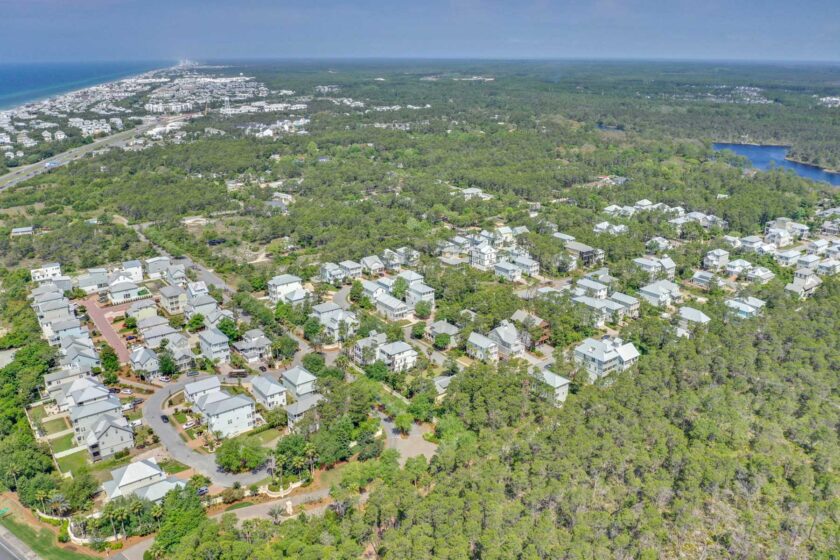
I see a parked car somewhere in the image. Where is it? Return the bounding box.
[158,376,171,383]
[160,415,169,423]
[183,420,196,430]
[120,388,132,395]
[259,366,267,372]
[108,388,120,394]
[196,486,209,496]
[186,370,199,377]
[126,335,136,341]
[131,398,144,406]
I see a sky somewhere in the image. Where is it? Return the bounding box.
[2,0,840,63]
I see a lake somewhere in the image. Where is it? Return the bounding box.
[713,143,840,187]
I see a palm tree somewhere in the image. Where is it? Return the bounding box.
[151,503,164,531]
[35,489,48,513]
[292,455,306,476]
[268,504,284,524]
[106,509,118,540]
[275,452,286,491]
[47,492,69,517]
[304,443,317,477]
[6,464,20,490]
[115,506,129,538]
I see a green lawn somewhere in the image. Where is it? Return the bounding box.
[224,501,254,512]
[89,452,132,474]
[173,411,188,424]
[56,450,89,474]
[42,417,69,435]
[159,459,190,474]
[0,517,96,560]
[50,433,77,453]
[29,404,48,424]
[251,428,282,446]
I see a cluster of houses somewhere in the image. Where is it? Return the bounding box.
[361,269,435,320]
[353,331,419,372]
[570,269,641,326]
[437,226,539,281]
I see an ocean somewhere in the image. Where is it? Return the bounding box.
[0,61,171,110]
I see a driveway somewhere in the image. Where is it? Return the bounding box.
[377,411,437,466]
[83,296,130,364]
[142,375,268,487]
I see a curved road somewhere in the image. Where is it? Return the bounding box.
[143,374,267,487]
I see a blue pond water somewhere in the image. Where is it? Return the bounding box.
[713,143,840,187]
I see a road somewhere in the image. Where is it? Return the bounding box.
[142,375,268,488]
[377,411,437,466]
[0,526,37,560]
[83,295,131,364]
[0,116,187,191]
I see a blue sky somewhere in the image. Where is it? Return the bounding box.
[2,0,840,63]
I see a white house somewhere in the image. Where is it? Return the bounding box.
[488,320,525,359]
[120,260,144,283]
[676,306,711,338]
[360,255,385,276]
[108,280,144,305]
[377,341,418,372]
[540,369,571,406]
[338,260,363,279]
[268,274,304,304]
[573,337,640,381]
[470,245,497,270]
[285,393,324,432]
[145,256,171,279]
[103,458,186,503]
[86,414,134,461]
[199,327,230,363]
[466,332,499,363]
[639,280,682,307]
[250,375,287,410]
[576,278,608,299]
[184,377,222,403]
[159,285,187,315]
[512,255,540,277]
[374,293,411,321]
[310,302,358,341]
[406,282,435,309]
[494,261,522,282]
[232,329,272,364]
[703,249,730,271]
[129,347,160,378]
[725,297,766,319]
[785,268,822,299]
[31,262,62,284]
[282,365,317,398]
[193,391,255,438]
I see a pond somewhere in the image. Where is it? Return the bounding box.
[713,143,840,187]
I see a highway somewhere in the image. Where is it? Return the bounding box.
[0,115,189,191]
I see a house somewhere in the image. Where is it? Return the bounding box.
[765,217,809,239]
[338,260,363,279]
[397,270,424,287]
[108,280,144,305]
[573,337,640,381]
[633,256,676,280]
[512,255,540,277]
[232,329,272,364]
[817,258,840,276]
[470,244,497,270]
[145,256,171,279]
[199,327,230,363]
[723,235,742,249]
[309,303,358,341]
[703,249,730,271]
[765,228,793,248]
[31,262,62,284]
[158,285,187,315]
[466,332,499,363]
[35,297,73,325]
[808,239,830,255]
[639,280,682,307]
[609,292,640,319]
[406,282,435,309]
[395,247,420,266]
[75,268,108,294]
[775,249,802,267]
[647,237,671,252]
[360,255,385,276]
[689,270,716,290]
[377,341,418,372]
[565,241,604,267]
[511,309,549,348]
[725,259,754,277]
[677,306,711,337]
[70,394,123,445]
[250,375,287,410]
[186,281,209,300]
[353,331,388,366]
[141,324,180,349]
[381,249,403,271]
[59,337,100,370]
[126,299,157,321]
[361,280,385,302]
[119,260,143,283]
[281,366,317,398]
[164,265,187,287]
[184,377,222,403]
[798,254,821,270]
[746,266,775,284]
[103,458,186,503]
[129,347,160,378]
[785,268,822,299]
[268,274,304,304]
[725,297,766,318]
[374,293,411,321]
[425,321,460,348]
[495,226,514,246]
[740,236,763,252]
[185,294,219,320]
[488,320,525,358]
[494,260,522,282]
[539,369,571,406]
[44,318,86,346]
[10,226,34,237]
[285,393,324,432]
[86,414,134,461]
[319,262,345,284]
[576,278,608,299]
[192,391,255,438]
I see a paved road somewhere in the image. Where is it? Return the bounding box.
[332,285,352,309]
[377,411,437,466]
[0,526,36,560]
[83,296,131,364]
[143,375,268,487]
[0,117,187,191]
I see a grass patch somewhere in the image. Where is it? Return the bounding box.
[0,517,96,560]
[159,459,189,474]
[56,450,89,474]
[50,433,77,453]
[173,411,188,424]
[89,452,132,474]
[251,427,282,446]
[224,501,254,512]
[29,404,48,423]
[42,417,69,435]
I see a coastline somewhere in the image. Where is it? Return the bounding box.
[712,141,840,178]
[0,61,174,112]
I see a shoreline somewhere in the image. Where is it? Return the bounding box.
[0,61,175,113]
[712,141,840,177]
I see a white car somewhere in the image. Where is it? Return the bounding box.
[120,388,132,395]
[158,376,171,383]
[183,420,196,430]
